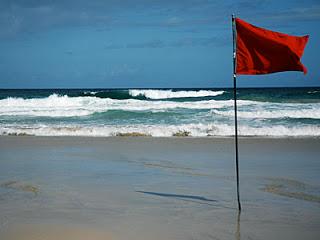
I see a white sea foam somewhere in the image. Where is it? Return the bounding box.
[1,123,320,137]
[308,90,320,94]
[212,106,320,119]
[0,94,256,117]
[1,94,319,137]
[129,89,225,99]
[84,91,98,95]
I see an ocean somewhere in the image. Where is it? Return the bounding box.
[0,88,319,137]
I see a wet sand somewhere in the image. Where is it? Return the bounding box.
[0,136,319,239]
[1,224,113,240]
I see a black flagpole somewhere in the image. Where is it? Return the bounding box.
[232,14,241,211]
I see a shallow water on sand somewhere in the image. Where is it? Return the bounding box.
[0,137,319,240]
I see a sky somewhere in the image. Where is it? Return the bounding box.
[0,0,319,88]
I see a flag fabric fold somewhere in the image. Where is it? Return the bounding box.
[235,18,309,75]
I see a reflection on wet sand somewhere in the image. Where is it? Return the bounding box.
[235,211,241,240]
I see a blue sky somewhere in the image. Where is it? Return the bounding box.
[0,0,319,88]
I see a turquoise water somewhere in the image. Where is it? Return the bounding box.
[0,88,319,137]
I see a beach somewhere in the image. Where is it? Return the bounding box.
[0,0,319,238]
[0,136,319,240]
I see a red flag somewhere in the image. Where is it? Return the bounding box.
[235,18,309,75]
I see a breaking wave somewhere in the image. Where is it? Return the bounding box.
[0,94,256,117]
[1,88,320,138]
[128,89,225,99]
[212,105,320,119]
[1,123,320,137]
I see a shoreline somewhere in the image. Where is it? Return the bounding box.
[1,135,320,139]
